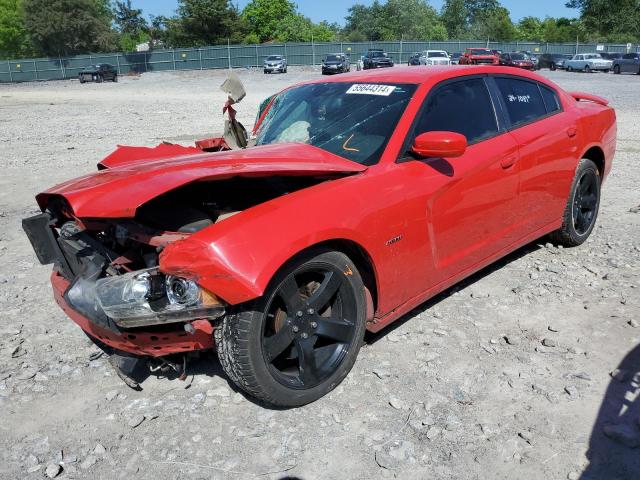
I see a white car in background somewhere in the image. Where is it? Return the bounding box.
[565,53,612,73]
[419,50,451,66]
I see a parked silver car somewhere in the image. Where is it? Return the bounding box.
[565,53,612,73]
[263,55,287,74]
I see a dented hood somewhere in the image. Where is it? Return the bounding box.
[37,143,367,218]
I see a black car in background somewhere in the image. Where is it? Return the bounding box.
[601,52,623,61]
[538,53,572,70]
[321,53,350,74]
[79,64,118,83]
[450,52,462,65]
[408,52,421,66]
[613,52,640,74]
[363,49,394,69]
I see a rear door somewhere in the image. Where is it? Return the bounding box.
[491,75,579,234]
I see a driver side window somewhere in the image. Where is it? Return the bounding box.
[413,78,499,146]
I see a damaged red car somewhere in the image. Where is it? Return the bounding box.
[23,66,616,406]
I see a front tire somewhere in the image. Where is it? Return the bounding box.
[584,64,591,73]
[550,63,557,71]
[614,65,621,74]
[216,249,366,407]
[550,158,600,247]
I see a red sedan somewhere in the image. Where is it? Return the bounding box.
[499,52,535,70]
[23,66,616,406]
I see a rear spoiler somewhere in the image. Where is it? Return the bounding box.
[569,91,609,106]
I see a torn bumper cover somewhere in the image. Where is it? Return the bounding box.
[23,212,223,356]
[53,272,216,356]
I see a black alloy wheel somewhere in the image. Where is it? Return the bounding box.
[572,168,598,236]
[550,158,601,247]
[262,266,358,389]
[215,249,366,406]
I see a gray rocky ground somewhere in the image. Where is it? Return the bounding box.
[0,66,638,479]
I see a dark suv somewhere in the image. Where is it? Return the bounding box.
[322,53,350,75]
[613,52,640,74]
[363,49,394,69]
[79,64,118,83]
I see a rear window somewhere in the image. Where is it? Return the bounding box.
[540,85,561,113]
[495,77,547,126]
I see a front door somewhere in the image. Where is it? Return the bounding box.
[402,77,521,284]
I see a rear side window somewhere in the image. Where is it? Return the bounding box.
[495,78,547,126]
[540,85,561,113]
[414,78,498,144]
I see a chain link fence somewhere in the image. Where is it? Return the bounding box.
[1,39,638,83]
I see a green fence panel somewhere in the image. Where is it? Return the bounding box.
[2,40,639,83]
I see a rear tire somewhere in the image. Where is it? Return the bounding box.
[567,66,573,72]
[614,65,621,74]
[550,63,556,71]
[584,64,591,73]
[113,74,118,82]
[216,249,366,407]
[549,158,600,247]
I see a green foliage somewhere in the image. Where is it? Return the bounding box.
[441,0,467,39]
[242,0,296,43]
[23,0,117,56]
[471,6,517,41]
[168,0,246,46]
[566,0,639,42]
[345,0,447,41]
[114,0,148,36]
[0,0,35,59]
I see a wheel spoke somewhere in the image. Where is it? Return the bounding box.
[295,337,319,385]
[278,276,303,312]
[307,271,342,311]
[579,177,592,194]
[315,316,353,343]
[581,193,597,209]
[263,324,294,361]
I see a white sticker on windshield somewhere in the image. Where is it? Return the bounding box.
[346,84,396,96]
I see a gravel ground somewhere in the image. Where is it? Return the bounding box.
[0,66,639,480]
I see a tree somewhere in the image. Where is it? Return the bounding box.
[23,0,117,56]
[566,0,639,42]
[441,0,467,39]
[464,0,499,25]
[344,0,447,41]
[517,16,543,41]
[114,0,147,36]
[242,0,296,42]
[173,0,246,46]
[0,0,34,59]
[470,6,516,41]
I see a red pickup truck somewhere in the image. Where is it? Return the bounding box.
[459,48,499,65]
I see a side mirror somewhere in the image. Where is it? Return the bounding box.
[411,131,467,158]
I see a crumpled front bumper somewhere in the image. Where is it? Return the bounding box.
[51,272,215,357]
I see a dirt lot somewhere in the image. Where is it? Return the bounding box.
[0,66,639,480]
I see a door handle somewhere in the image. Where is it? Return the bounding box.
[501,156,517,169]
[567,126,577,138]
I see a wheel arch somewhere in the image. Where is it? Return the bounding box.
[263,238,380,321]
[582,145,605,179]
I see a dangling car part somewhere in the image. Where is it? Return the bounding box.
[24,66,616,406]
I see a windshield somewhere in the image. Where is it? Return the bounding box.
[510,53,527,60]
[255,83,416,166]
[585,54,602,59]
[266,56,282,61]
[471,49,491,55]
[428,51,447,58]
[369,51,386,58]
[325,55,340,62]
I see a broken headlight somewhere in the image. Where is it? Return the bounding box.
[95,268,225,328]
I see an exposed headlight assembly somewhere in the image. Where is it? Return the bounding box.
[95,268,225,328]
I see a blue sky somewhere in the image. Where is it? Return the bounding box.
[132,0,579,24]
